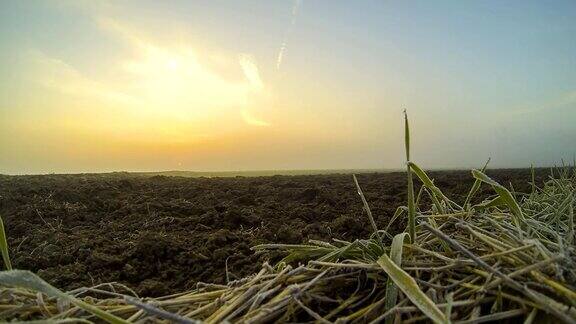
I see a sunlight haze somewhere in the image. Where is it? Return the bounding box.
[1,0,575,174]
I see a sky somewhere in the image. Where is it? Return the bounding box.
[1,0,575,174]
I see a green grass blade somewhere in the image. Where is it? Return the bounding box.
[0,270,129,324]
[0,214,12,270]
[384,233,409,324]
[377,254,449,324]
[568,200,574,245]
[472,196,506,210]
[471,169,525,225]
[404,110,416,243]
[385,207,406,233]
[408,162,448,213]
[404,109,410,162]
[524,308,538,324]
[530,164,536,196]
[464,158,491,208]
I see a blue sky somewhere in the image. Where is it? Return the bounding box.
[1,0,575,173]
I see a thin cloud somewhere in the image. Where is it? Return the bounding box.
[239,54,270,127]
[241,109,271,127]
[26,16,273,130]
[504,90,576,117]
[239,54,264,92]
[28,50,137,105]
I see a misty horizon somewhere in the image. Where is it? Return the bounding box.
[3,163,571,177]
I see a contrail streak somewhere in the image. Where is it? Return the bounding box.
[276,0,302,70]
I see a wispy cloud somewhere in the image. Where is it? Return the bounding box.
[276,0,303,70]
[504,90,576,117]
[239,54,270,126]
[25,16,269,126]
[28,50,137,105]
[241,109,270,127]
[239,54,264,92]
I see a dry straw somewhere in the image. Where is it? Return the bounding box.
[1,115,575,323]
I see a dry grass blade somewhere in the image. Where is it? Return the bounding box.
[0,270,129,324]
[421,222,576,323]
[353,174,379,234]
[124,296,200,324]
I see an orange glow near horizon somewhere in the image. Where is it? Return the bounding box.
[2,1,575,173]
[0,15,351,173]
[3,17,279,163]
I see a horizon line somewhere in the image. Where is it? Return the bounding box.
[1,165,567,177]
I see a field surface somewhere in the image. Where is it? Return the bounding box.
[0,169,546,297]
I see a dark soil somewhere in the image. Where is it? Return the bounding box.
[0,169,549,296]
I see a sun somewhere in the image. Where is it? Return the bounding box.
[118,44,264,123]
[166,58,180,71]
